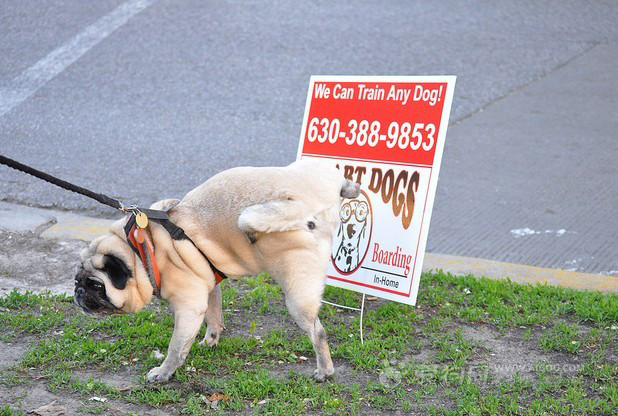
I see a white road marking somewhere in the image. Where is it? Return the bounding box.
[0,0,158,118]
[510,228,573,238]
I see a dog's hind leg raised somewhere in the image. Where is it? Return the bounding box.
[277,270,335,382]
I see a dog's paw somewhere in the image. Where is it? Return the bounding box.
[147,366,173,383]
[312,367,335,383]
[199,326,221,348]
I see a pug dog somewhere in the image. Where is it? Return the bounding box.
[74,159,360,383]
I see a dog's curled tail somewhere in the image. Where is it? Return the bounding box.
[238,180,360,243]
[238,200,310,240]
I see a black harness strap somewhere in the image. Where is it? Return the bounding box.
[123,209,229,283]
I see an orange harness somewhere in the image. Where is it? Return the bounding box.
[127,224,162,293]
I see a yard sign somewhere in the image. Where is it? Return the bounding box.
[297,76,456,305]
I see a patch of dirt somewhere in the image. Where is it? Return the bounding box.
[1,360,175,415]
[457,323,586,382]
[1,380,91,415]
[73,369,140,390]
[222,305,294,340]
[0,231,86,296]
[0,378,175,415]
[0,338,33,371]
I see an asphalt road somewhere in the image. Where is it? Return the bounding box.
[1,0,616,274]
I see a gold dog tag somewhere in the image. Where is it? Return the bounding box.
[136,212,149,229]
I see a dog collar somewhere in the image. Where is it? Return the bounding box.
[124,208,227,297]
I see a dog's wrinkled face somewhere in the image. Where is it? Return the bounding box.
[74,228,154,318]
[74,254,129,317]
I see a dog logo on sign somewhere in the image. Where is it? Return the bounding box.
[332,190,373,274]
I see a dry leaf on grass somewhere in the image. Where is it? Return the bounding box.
[207,393,229,402]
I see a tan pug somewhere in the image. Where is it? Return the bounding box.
[74,159,360,383]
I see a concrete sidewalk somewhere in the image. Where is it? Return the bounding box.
[0,201,114,237]
[1,201,616,294]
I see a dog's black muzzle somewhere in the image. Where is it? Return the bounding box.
[74,266,119,316]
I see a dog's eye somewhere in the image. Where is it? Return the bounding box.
[93,282,104,290]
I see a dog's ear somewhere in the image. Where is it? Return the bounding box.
[103,255,131,290]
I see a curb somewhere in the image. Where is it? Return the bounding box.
[423,253,617,294]
[40,216,114,241]
[1,202,615,294]
[0,201,114,241]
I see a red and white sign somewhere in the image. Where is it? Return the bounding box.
[297,76,456,305]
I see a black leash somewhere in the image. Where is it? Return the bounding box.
[0,154,184,225]
[0,154,124,211]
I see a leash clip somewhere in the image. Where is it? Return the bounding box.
[120,204,149,229]
[119,203,138,214]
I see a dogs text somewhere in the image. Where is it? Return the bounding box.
[341,165,419,230]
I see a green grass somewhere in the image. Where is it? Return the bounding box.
[240,273,284,313]
[0,271,616,414]
[539,323,582,354]
[0,405,25,416]
[418,273,617,327]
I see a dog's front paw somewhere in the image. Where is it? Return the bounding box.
[312,367,335,383]
[147,366,173,383]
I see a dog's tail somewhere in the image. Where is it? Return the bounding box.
[238,180,360,242]
[238,200,310,240]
